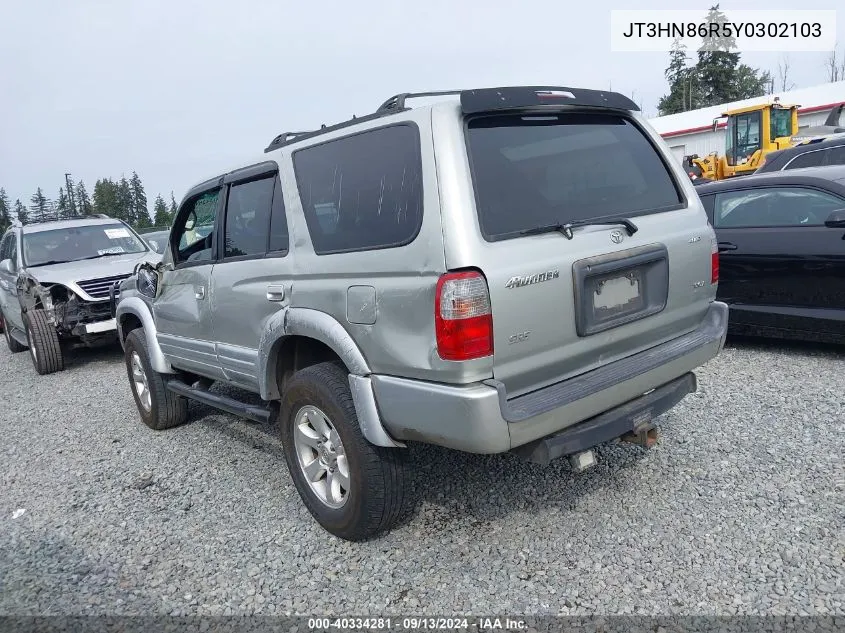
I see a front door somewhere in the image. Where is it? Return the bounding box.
[0,231,24,331]
[153,186,225,380]
[209,166,294,392]
[709,185,845,337]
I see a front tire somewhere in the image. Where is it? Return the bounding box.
[24,309,64,374]
[124,329,188,430]
[280,362,406,541]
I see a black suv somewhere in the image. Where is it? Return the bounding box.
[756,135,845,173]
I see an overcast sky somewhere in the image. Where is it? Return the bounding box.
[1,0,843,213]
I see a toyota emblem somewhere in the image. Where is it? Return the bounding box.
[609,230,624,244]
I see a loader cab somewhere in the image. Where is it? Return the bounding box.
[718,101,799,178]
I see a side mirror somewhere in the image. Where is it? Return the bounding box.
[147,240,160,253]
[0,259,14,275]
[824,209,845,228]
[184,212,197,231]
[137,267,159,299]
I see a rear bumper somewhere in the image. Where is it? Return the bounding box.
[512,372,697,465]
[372,301,728,456]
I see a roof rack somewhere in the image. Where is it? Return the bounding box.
[375,90,462,114]
[264,86,640,153]
[264,110,395,153]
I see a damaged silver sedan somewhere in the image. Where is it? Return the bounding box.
[0,216,160,375]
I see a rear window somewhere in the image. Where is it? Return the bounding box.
[292,124,424,255]
[465,113,683,241]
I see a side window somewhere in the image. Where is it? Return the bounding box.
[785,151,824,170]
[268,174,289,253]
[699,194,716,224]
[172,188,221,265]
[0,234,9,261]
[9,234,17,265]
[223,175,275,259]
[292,124,423,255]
[822,145,845,167]
[714,187,845,228]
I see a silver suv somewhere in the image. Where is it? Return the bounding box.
[0,216,160,374]
[115,86,729,541]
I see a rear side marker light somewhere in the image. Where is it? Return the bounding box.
[435,271,493,361]
[711,238,719,284]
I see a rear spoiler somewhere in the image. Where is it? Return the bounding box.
[459,86,640,114]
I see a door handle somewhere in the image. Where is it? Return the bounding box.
[717,241,738,252]
[195,286,206,300]
[266,284,286,302]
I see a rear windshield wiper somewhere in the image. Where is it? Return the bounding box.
[519,218,639,240]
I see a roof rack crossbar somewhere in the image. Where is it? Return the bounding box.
[376,90,463,114]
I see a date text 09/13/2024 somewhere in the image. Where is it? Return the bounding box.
[307,617,528,631]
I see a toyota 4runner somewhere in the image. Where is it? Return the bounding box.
[114,86,728,541]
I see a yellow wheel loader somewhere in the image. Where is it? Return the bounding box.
[689,99,799,181]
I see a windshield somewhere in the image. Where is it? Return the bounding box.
[465,112,683,240]
[22,223,147,267]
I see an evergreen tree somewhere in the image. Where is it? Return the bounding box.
[14,200,28,226]
[658,5,772,113]
[695,5,770,106]
[64,175,77,215]
[57,188,70,219]
[93,178,120,217]
[658,38,699,115]
[130,171,150,227]
[76,180,93,215]
[0,189,12,233]
[153,194,171,227]
[29,188,51,224]
[117,176,133,223]
[169,192,179,218]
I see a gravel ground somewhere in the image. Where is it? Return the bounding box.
[0,336,843,617]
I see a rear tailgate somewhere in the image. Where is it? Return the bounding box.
[482,210,714,397]
[458,109,716,398]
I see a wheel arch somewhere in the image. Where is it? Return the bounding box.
[115,296,174,374]
[258,307,404,448]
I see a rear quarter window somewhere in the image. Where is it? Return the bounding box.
[292,124,424,255]
[465,112,683,241]
[785,150,825,170]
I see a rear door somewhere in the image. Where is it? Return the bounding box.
[209,164,294,392]
[458,111,715,397]
[705,185,845,334]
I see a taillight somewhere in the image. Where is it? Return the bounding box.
[711,238,719,284]
[435,271,493,361]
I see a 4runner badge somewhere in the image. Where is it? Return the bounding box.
[505,270,560,289]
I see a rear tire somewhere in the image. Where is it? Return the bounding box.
[280,361,406,541]
[24,309,64,374]
[2,309,27,354]
[124,328,188,430]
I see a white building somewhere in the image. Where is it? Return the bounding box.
[648,81,845,163]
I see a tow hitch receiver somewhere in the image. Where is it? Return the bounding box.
[620,426,659,448]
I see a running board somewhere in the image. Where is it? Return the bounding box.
[166,380,274,424]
